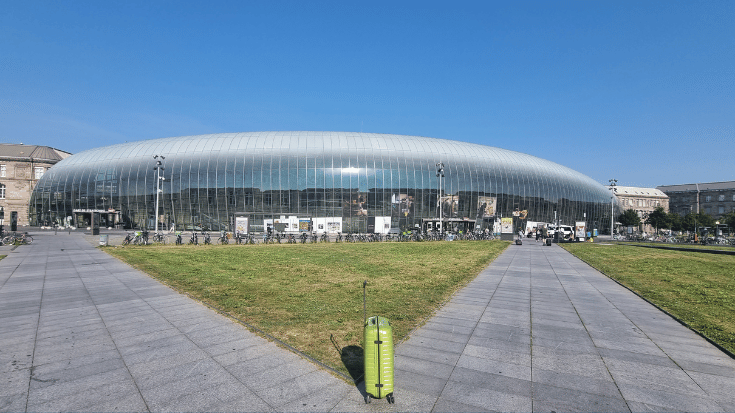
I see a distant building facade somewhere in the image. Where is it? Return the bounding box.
[0,144,72,227]
[657,181,735,220]
[611,186,669,232]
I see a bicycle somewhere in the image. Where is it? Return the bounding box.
[2,232,33,245]
[175,232,183,245]
[217,231,229,245]
[189,232,198,245]
[151,231,169,244]
[202,232,211,245]
[123,231,146,245]
[320,233,329,243]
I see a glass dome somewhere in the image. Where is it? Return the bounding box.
[30,132,619,233]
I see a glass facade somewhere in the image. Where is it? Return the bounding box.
[30,132,619,233]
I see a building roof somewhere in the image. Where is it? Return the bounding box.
[612,186,668,198]
[0,143,72,162]
[657,181,735,193]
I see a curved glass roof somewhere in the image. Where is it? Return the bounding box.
[32,132,617,232]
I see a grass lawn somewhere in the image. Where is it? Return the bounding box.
[107,241,509,377]
[562,243,735,355]
[620,242,735,251]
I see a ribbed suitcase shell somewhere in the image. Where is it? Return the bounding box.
[363,315,394,400]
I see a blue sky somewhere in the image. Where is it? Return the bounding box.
[2,0,733,188]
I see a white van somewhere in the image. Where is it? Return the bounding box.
[546,224,573,239]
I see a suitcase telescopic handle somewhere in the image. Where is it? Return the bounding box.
[363,280,367,325]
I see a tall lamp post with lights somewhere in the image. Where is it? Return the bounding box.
[153,155,165,233]
[609,179,617,237]
[436,162,444,235]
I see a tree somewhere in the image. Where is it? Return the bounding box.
[722,211,735,231]
[696,211,715,230]
[618,209,641,227]
[681,211,715,233]
[667,212,682,232]
[682,212,698,232]
[645,207,670,233]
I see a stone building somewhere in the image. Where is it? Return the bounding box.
[610,186,669,233]
[657,181,735,219]
[0,144,72,227]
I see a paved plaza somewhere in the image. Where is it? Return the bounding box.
[1,230,735,412]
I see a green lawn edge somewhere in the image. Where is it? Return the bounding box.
[105,241,510,378]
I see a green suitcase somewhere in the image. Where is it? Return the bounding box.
[362,281,395,404]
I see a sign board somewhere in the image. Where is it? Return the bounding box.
[575,221,586,241]
[501,217,513,234]
[235,217,249,235]
[477,197,496,218]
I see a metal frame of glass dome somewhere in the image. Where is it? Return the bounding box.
[30,132,619,234]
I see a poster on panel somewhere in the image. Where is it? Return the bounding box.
[299,219,311,232]
[235,217,249,235]
[327,221,342,233]
[575,221,586,241]
[477,196,497,218]
[501,217,513,234]
[439,195,459,217]
[344,192,368,217]
[392,194,414,217]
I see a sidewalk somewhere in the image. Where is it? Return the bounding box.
[2,231,734,412]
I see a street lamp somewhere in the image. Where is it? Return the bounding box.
[153,155,166,233]
[608,179,617,237]
[436,162,444,234]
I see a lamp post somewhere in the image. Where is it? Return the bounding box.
[609,179,617,237]
[153,155,165,233]
[436,162,444,235]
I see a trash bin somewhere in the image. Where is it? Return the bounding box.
[99,234,108,246]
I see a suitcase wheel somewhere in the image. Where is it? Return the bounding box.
[387,393,395,404]
[364,395,371,404]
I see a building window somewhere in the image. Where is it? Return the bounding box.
[0,183,5,199]
[705,207,711,214]
[34,167,45,179]
[732,194,735,202]
[0,164,5,177]
[719,206,725,214]
[705,195,712,202]
[719,194,725,202]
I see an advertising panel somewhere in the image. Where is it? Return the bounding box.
[439,195,459,217]
[344,192,368,217]
[575,221,586,241]
[392,194,414,218]
[501,217,513,234]
[476,196,496,218]
[299,219,311,232]
[235,217,249,235]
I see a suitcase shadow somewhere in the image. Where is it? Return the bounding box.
[338,344,364,383]
[331,335,371,399]
[340,345,372,401]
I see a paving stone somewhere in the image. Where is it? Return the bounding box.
[396,354,456,379]
[439,380,533,412]
[455,353,531,381]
